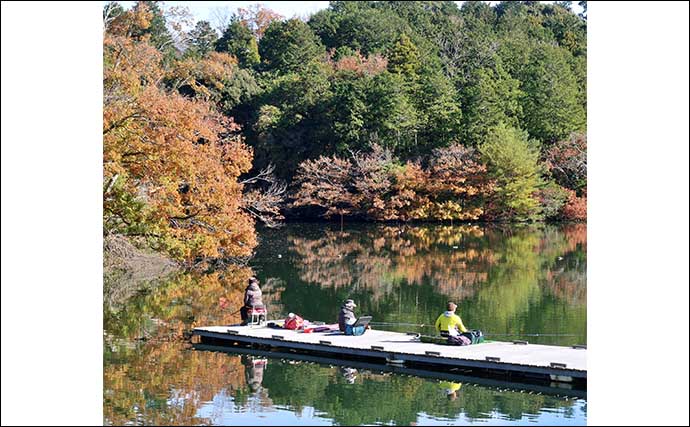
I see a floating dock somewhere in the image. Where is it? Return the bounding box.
[194,343,587,399]
[193,325,586,387]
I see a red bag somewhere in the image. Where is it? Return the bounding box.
[284,313,304,330]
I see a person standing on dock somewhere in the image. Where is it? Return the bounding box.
[435,302,468,337]
[338,299,367,336]
[240,277,264,325]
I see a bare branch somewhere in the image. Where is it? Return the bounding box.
[241,164,287,227]
[239,164,276,185]
[210,6,233,34]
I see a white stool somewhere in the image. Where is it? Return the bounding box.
[248,306,267,327]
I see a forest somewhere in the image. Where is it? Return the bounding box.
[103,1,587,264]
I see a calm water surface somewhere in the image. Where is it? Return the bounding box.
[104,222,587,425]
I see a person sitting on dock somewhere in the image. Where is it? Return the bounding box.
[240,277,265,326]
[435,302,468,337]
[338,299,368,336]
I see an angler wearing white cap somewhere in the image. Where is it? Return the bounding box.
[337,299,370,336]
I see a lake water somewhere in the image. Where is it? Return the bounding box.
[104,222,587,425]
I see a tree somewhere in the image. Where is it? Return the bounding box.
[437,2,497,83]
[479,124,543,221]
[365,72,419,151]
[215,17,260,68]
[210,6,232,34]
[167,50,258,115]
[542,3,587,56]
[310,3,410,55]
[560,189,587,220]
[460,63,522,145]
[250,61,335,179]
[409,145,494,221]
[103,2,125,33]
[519,44,586,144]
[132,1,174,53]
[409,68,463,153]
[187,20,217,57]
[537,181,569,219]
[292,155,357,220]
[237,4,283,39]
[380,1,463,43]
[544,133,587,195]
[387,34,420,78]
[350,145,398,220]
[291,145,495,222]
[104,12,258,262]
[259,19,325,73]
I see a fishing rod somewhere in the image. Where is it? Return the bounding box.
[370,321,427,327]
[370,322,578,337]
[483,333,578,337]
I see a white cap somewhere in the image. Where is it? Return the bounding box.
[288,312,295,318]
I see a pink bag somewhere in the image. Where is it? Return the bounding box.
[284,313,304,330]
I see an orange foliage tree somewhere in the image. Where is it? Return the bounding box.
[328,49,389,76]
[292,144,494,221]
[406,145,494,221]
[560,189,587,220]
[103,3,257,262]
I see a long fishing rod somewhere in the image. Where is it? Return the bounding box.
[482,333,578,337]
[370,322,578,337]
[370,321,427,327]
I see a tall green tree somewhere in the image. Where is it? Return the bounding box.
[542,2,587,56]
[187,20,217,57]
[380,1,462,42]
[519,44,586,143]
[252,62,335,178]
[215,17,260,68]
[365,72,419,151]
[310,3,410,55]
[479,123,543,221]
[387,34,421,79]
[410,68,463,152]
[460,62,522,145]
[259,19,325,73]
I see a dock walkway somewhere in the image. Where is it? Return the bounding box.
[193,324,586,383]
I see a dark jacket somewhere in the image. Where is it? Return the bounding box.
[244,283,263,308]
[338,306,356,332]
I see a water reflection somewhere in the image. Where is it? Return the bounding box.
[105,341,585,425]
[104,222,587,425]
[253,222,586,346]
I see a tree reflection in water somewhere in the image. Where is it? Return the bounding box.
[255,222,586,345]
[104,223,586,425]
